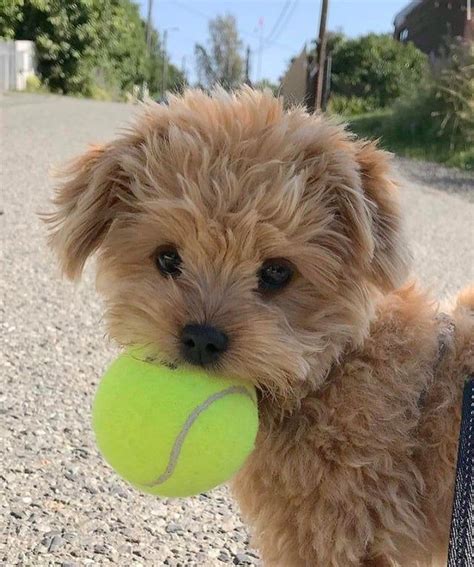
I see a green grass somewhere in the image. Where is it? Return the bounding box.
[346,111,474,171]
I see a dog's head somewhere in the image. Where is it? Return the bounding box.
[46,88,409,408]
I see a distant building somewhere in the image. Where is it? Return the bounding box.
[394,0,473,59]
[0,40,36,92]
[280,46,330,110]
[280,47,309,107]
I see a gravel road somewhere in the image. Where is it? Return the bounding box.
[1,93,473,566]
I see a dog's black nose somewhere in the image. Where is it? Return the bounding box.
[180,324,229,366]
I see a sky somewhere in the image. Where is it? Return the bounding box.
[138,0,410,84]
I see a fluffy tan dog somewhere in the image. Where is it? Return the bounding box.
[45,88,473,566]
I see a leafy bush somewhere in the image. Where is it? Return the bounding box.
[330,34,427,109]
[387,40,473,151]
[347,41,474,171]
[25,74,47,92]
[348,108,474,170]
[327,94,377,116]
[432,40,474,149]
[85,84,114,101]
[383,83,435,144]
[15,1,102,94]
[0,0,23,39]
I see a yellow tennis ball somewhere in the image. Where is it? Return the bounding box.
[92,349,258,498]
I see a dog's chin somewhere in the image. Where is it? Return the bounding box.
[120,339,313,412]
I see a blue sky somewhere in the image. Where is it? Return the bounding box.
[138,0,410,84]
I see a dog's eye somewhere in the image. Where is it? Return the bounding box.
[258,259,294,292]
[155,247,182,277]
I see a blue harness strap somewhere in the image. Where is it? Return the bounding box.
[448,376,474,566]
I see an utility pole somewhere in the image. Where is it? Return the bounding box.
[315,0,329,111]
[146,0,154,53]
[245,46,251,85]
[161,29,168,100]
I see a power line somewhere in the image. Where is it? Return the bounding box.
[171,0,295,52]
[172,0,211,22]
[265,1,292,44]
[264,0,299,47]
[169,0,298,82]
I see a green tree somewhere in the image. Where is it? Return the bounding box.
[330,33,427,108]
[310,30,346,58]
[0,0,24,39]
[195,14,244,90]
[1,0,184,98]
[97,0,148,93]
[146,27,186,98]
[12,0,105,93]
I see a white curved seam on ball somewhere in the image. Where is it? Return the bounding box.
[141,385,256,487]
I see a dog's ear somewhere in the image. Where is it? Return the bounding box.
[44,143,128,280]
[356,140,409,290]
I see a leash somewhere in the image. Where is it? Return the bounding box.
[447,375,474,566]
[425,315,473,565]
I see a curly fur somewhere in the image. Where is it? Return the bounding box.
[44,88,473,566]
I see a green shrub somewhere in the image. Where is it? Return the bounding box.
[0,0,23,39]
[330,34,428,109]
[85,84,113,101]
[445,148,474,170]
[327,94,377,116]
[346,110,390,140]
[348,108,473,170]
[25,74,47,92]
[345,40,473,170]
[432,40,474,149]
[384,83,435,144]
[387,40,473,151]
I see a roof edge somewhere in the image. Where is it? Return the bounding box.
[394,0,425,29]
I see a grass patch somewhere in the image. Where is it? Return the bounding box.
[346,110,389,140]
[346,110,474,171]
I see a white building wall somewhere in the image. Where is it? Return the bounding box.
[0,40,36,92]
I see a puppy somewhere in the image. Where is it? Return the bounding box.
[45,88,473,566]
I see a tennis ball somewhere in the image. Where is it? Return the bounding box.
[92,349,258,498]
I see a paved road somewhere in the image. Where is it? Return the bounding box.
[1,93,473,566]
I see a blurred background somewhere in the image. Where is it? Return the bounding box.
[1,0,473,169]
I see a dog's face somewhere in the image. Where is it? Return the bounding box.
[46,89,408,407]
